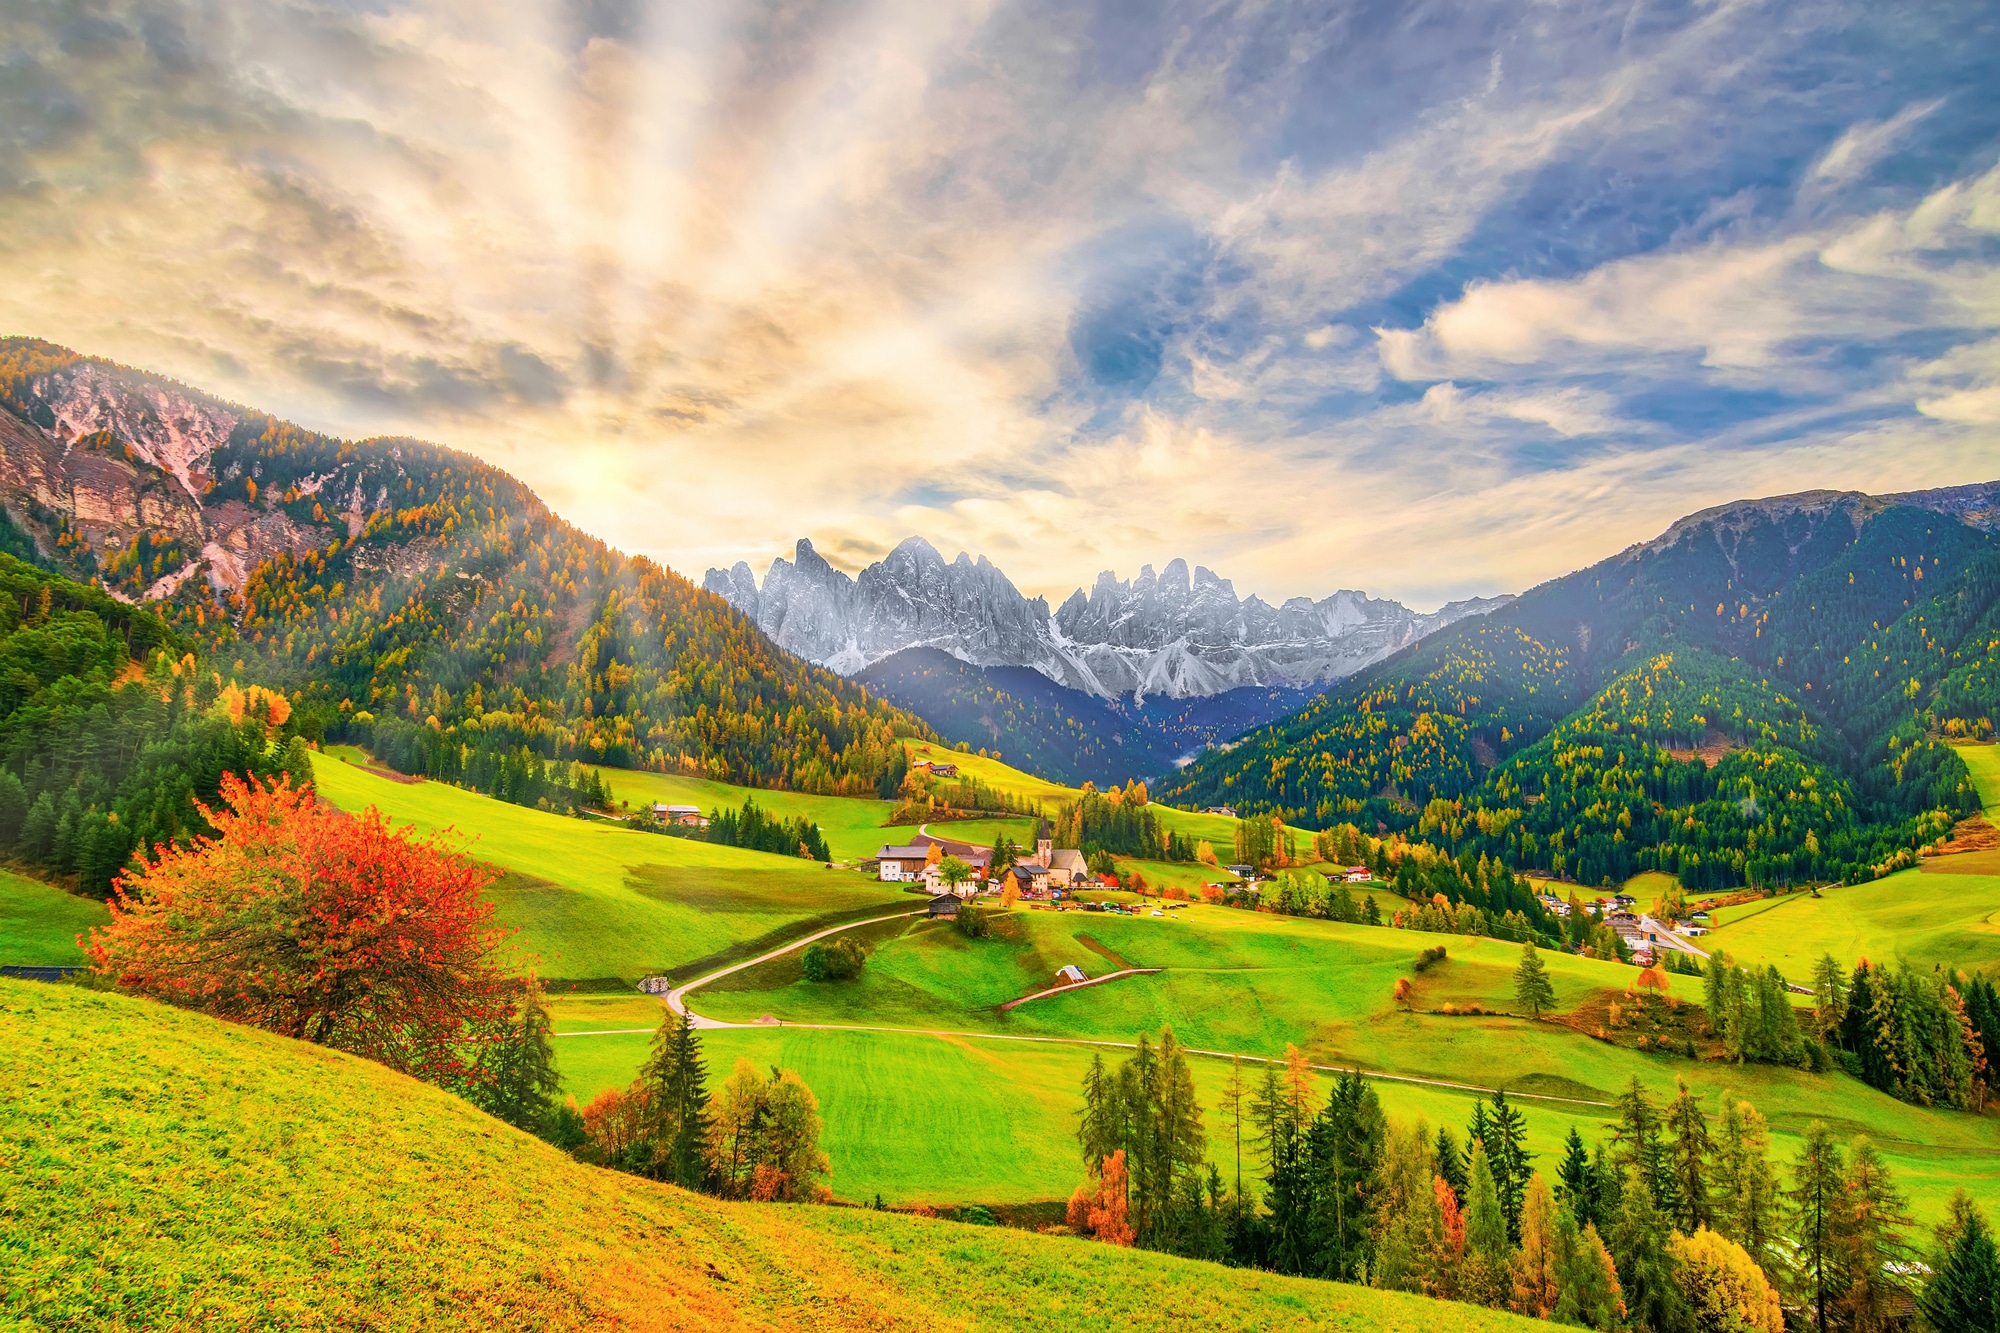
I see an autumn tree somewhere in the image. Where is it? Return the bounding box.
[705,1058,831,1203]
[87,773,509,1085]
[1669,1228,1784,1333]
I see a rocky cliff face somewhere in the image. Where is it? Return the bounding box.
[0,347,423,604]
[705,537,1509,699]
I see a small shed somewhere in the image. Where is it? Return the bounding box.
[1056,964,1087,985]
[926,894,961,919]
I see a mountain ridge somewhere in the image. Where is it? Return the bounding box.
[705,535,1509,701]
[0,338,926,798]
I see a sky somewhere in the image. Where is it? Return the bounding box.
[1,0,1997,610]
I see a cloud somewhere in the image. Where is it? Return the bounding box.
[0,0,1991,611]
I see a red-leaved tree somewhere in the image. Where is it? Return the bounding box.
[87,773,511,1084]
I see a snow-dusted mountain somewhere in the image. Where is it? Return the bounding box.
[703,537,1509,700]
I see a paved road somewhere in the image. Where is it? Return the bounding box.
[559,908,1616,1109]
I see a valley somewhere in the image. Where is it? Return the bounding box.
[6,342,2000,1329]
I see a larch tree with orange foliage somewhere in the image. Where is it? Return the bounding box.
[1066,1150,1134,1245]
[87,773,512,1086]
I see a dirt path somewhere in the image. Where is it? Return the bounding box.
[561,912,1617,1110]
[999,968,1162,1011]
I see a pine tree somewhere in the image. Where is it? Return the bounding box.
[643,1009,712,1190]
[1712,1097,1778,1274]
[1435,1124,1468,1206]
[1788,1121,1847,1333]
[1305,1066,1382,1282]
[1612,1075,1674,1215]
[1836,1139,1912,1332]
[471,982,563,1139]
[1609,1170,1692,1333]
[1811,952,1848,1045]
[1488,1089,1531,1243]
[1078,1051,1114,1173]
[1665,1078,1712,1234]
[1920,1193,2000,1333]
[1554,1211,1625,1332]
[1555,1127,1594,1227]
[1462,1139,1511,1308]
[1514,941,1557,1019]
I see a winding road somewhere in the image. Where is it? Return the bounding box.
[556,906,1617,1109]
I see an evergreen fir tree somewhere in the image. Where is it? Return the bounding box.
[1462,1138,1511,1308]
[1609,1170,1693,1333]
[645,1010,712,1190]
[1078,1051,1114,1173]
[1920,1193,2000,1333]
[1514,941,1557,1019]
[1304,1066,1382,1282]
[1488,1089,1531,1243]
[1612,1075,1675,1216]
[1435,1124,1468,1207]
[471,982,563,1140]
[1810,952,1848,1046]
[1788,1121,1847,1333]
[1555,1127,1594,1227]
[1665,1078,1712,1234]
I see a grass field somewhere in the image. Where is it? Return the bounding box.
[4,978,1546,1332]
[892,742,1245,848]
[1956,741,2000,815]
[549,902,2000,1221]
[589,765,905,863]
[1704,860,2000,982]
[311,752,910,980]
[0,868,106,965]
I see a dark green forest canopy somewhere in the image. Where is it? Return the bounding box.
[0,551,302,895]
[1165,498,1999,889]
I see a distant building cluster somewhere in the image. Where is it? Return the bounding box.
[874,817,1087,901]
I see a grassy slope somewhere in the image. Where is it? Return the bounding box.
[0,868,106,965]
[565,905,2000,1219]
[1956,741,2000,817]
[2,980,1541,1333]
[311,753,909,980]
[1691,745,2000,978]
[1705,862,2000,981]
[894,743,1244,848]
[598,751,1246,889]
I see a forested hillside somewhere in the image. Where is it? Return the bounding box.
[0,549,305,894]
[854,647,1186,785]
[0,341,927,800]
[1165,491,2000,889]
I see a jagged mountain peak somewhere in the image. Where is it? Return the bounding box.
[705,537,1506,700]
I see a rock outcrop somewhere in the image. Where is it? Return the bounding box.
[706,537,1509,699]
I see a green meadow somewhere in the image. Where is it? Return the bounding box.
[311,752,911,980]
[0,868,106,965]
[549,900,2000,1221]
[5,979,1546,1333]
[1704,858,2000,982]
[1955,740,2000,814]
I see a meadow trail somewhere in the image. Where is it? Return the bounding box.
[576,908,1621,1110]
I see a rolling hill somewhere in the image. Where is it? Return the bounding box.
[2,977,1546,1333]
[1163,487,2000,889]
[0,339,929,801]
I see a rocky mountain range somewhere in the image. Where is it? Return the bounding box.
[704,537,1510,701]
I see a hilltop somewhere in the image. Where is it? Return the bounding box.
[0,340,927,799]
[1165,487,2000,889]
[2,978,1542,1333]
